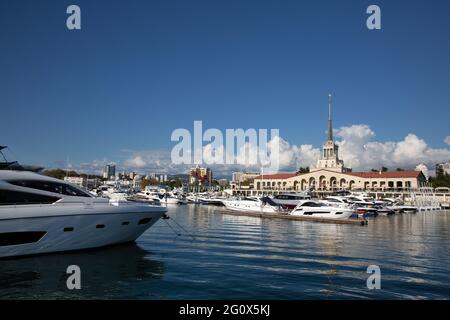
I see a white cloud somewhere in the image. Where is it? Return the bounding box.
[445,136,450,146]
[415,163,430,179]
[76,124,450,178]
[70,158,116,175]
[122,150,187,174]
[335,125,450,170]
[124,155,147,168]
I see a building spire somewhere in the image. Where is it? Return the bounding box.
[328,93,333,141]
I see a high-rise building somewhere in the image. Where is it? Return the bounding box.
[103,164,116,179]
[189,165,212,185]
[436,161,450,176]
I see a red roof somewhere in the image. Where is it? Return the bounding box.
[253,170,423,180]
[254,173,298,180]
[348,170,422,179]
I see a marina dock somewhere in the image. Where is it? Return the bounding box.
[217,209,368,226]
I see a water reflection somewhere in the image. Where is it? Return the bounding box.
[0,244,164,299]
[1,206,450,299]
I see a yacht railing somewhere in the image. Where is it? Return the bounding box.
[0,200,162,209]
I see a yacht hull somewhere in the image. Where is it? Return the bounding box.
[222,201,279,214]
[162,197,187,205]
[0,205,165,258]
[290,209,353,219]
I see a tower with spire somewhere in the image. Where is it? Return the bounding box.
[311,94,350,173]
[327,93,333,142]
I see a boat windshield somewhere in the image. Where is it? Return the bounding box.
[8,180,91,197]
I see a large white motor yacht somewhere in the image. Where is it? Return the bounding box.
[222,196,286,214]
[290,200,354,219]
[271,193,311,209]
[0,170,167,258]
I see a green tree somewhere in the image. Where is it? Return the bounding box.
[429,173,450,188]
[44,169,79,180]
[297,167,310,174]
[141,178,159,189]
[167,178,183,189]
[240,178,253,186]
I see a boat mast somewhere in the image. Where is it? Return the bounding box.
[0,146,8,163]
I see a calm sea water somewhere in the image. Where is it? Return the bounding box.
[1,205,450,299]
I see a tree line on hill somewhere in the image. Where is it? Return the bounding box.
[43,169,103,180]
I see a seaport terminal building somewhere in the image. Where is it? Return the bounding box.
[231,95,427,195]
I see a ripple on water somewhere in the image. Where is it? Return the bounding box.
[1,206,449,299]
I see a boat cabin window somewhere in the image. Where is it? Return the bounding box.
[0,231,47,246]
[276,194,308,200]
[0,190,60,205]
[300,201,323,207]
[325,198,342,203]
[8,180,91,197]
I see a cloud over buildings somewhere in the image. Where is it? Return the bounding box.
[85,124,450,177]
[445,136,450,146]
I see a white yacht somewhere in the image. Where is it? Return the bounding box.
[161,192,187,205]
[186,194,201,204]
[134,189,161,205]
[319,196,351,209]
[383,198,417,213]
[222,196,286,214]
[198,195,227,206]
[290,200,354,219]
[272,193,311,209]
[0,170,167,258]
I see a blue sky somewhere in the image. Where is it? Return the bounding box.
[1,0,449,175]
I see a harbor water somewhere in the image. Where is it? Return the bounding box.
[1,205,450,299]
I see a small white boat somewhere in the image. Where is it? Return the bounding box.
[382,198,417,212]
[199,196,227,206]
[290,200,354,219]
[134,190,161,205]
[186,194,201,204]
[161,193,187,205]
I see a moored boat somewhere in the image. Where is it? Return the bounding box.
[272,193,311,209]
[222,196,287,214]
[0,170,167,258]
[290,200,354,219]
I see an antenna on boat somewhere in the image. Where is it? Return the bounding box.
[260,165,264,197]
[65,155,74,178]
[0,146,8,163]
